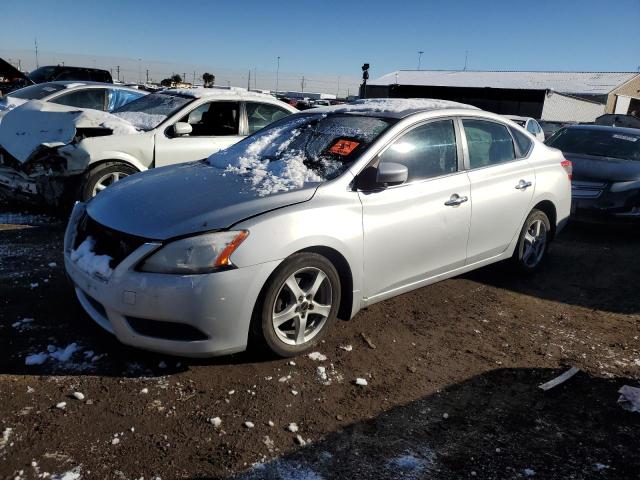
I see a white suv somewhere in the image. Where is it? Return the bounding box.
[0,87,297,206]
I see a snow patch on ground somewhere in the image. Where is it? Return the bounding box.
[0,212,58,226]
[70,236,113,280]
[51,466,82,480]
[385,448,436,479]
[12,318,35,332]
[240,460,324,480]
[24,343,99,371]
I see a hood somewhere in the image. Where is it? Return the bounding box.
[0,58,29,82]
[566,152,640,183]
[86,161,319,239]
[0,101,139,163]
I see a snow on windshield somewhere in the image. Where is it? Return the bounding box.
[112,111,168,131]
[209,114,393,196]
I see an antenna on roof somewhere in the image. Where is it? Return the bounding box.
[464,50,468,71]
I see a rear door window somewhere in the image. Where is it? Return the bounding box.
[49,88,107,111]
[378,119,458,182]
[246,102,291,134]
[462,119,515,168]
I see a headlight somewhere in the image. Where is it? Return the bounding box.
[139,230,248,274]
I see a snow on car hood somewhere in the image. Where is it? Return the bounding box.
[0,96,28,115]
[86,160,318,240]
[0,100,139,163]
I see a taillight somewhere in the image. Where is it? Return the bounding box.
[561,159,572,180]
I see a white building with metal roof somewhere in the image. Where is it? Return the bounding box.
[365,70,640,122]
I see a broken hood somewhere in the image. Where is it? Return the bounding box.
[86,161,319,240]
[0,101,139,163]
[0,58,29,83]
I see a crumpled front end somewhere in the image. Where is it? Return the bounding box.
[0,142,90,207]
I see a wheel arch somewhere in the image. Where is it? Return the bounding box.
[532,199,557,241]
[294,245,354,321]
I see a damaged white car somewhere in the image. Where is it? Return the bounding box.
[0,81,146,123]
[0,87,297,207]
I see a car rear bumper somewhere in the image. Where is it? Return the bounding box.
[64,205,281,357]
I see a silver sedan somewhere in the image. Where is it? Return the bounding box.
[64,99,572,357]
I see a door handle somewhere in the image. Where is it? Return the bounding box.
[444,194,468,207]
[515,180,533,190]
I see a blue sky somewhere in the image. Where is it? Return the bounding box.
[1,0,638,92]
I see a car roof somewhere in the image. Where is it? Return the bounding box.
[306,98,480,119]
[504,115,531,121]
[160,86,279,100]
[564,124,640,135]
[40,81,144,93]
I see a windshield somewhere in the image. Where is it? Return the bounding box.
[209,113,395,196]
[547,128,640,161]
[7,83,66,100]
[111,92,193,131]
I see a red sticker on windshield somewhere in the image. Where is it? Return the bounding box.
[328,139,360,156]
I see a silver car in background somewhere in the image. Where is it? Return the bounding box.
[64,99,572,358]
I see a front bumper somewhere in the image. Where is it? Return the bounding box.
[64,205,281,357]
[571,182,640,223]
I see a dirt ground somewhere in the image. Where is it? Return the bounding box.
[0,203,639,480]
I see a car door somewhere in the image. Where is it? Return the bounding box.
[153,100,242,167]
[461,117,535,264]
[358,118,471,300]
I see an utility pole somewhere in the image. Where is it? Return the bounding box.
[417,51,424,70]
[301,76,305,94]
[464,50,468,71]
[336,76,340,98]
[116,65,120,82]
[34,38,39,68]
[182,73,186,84]
[247,69,251,90]
[193,71,196,86]
[18,59,21,71]
[146,69,149,83]
[276,56,280,94]
[138,58,142,84]
[254,67,257,89]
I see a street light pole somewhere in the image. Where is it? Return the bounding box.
[417,51,424,70]
[276,56,280,94]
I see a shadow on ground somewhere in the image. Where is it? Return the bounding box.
[219,368,640,480]
[465,221,640,315]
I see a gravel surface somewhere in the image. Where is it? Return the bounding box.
[1,203,639,479]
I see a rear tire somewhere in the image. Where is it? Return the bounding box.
[79,162,138,202]
[254,252,341,357]
[512,209,551,273]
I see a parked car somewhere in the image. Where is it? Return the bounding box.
[504,115,545,141]
[546,124,640,222]
[0,87,297,206]
[539,120,575,140]
[63,98,571,358]
[0,59,113,95]
[0,81,146,122]
[595,114,640,129]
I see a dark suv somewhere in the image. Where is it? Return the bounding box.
[28,65,113,84]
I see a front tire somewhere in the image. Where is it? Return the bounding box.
[79,162,138,202]
[512,209,551,273]
[255,253,341,357]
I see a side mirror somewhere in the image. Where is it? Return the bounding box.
[173,122,192,137]
[376,162,408,186]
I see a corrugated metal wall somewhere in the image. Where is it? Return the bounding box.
[540,92,604,122]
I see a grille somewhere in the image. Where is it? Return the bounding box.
[74,213,150,268]
[126,317,209,341]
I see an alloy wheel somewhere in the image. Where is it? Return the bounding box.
[272,267,333,346]
[522,218,547,268]
[92,171,128,197]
